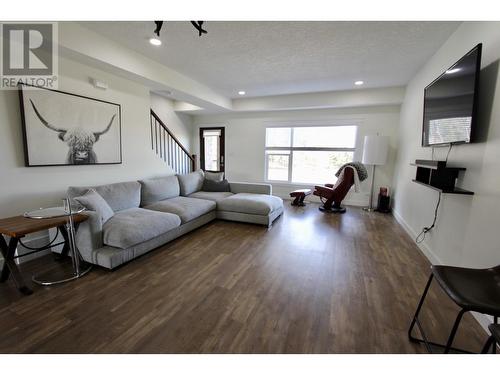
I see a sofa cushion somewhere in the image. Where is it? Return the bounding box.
[145,196,215,224]
[103,207,181,249]
[217,193,283,215]
[204,171,224,182]
[177,170,205,196]
[201,178,231,192]
[74,189,114,224]
[139,175,180,206]
[68,181,141,212]
[189,191,234,202]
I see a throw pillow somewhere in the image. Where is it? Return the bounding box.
[201,178,231,192]
[139,175,180,206]
[204,171,225,182]
[177,169,205,196]
[74,189,114,224]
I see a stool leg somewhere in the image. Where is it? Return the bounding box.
[494,316,498,354]
[408,273,434,342]
[444,309,466,353]
[481,336,495,354]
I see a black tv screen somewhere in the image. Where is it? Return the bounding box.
[422,44,482,147]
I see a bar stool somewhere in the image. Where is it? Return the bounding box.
[408,264,500,353]
[481,324,500,353]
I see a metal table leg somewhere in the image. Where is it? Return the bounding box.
[32,215,91,286]
[0,235,33,295]
[54,223,78,260]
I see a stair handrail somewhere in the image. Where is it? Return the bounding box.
[150,109,196,171]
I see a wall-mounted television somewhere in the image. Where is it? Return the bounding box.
[422,43,482,147]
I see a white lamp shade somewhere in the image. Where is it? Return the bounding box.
[362,135,389,165]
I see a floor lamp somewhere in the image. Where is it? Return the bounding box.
[362,135,389,211]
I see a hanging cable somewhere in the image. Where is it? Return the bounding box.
[445,144,453,164]
[416,191,442,244]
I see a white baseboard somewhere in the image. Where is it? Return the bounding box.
[392,208,493,334]
[392,209,442,265]
[281,196,367,207]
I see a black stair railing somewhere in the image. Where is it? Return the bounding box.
[150,109,196,174]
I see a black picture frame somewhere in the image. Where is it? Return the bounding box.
[18,83,123,167]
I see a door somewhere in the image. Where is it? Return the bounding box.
[200,127,225,172]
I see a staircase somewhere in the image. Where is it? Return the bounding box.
[150,109,195,174]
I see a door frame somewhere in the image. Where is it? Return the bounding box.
[199,126,225,172]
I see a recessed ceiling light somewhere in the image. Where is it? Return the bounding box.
[149,38,162,46]
[238,91,246,96]
[354,80,364,86]
[445,68,461,74]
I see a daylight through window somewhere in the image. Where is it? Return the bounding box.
[265,126,357,184]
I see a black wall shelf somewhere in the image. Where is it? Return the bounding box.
[411,160,474,195]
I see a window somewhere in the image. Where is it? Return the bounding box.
[265,125,357,184]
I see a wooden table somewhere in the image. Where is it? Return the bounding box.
[0,213,88,295]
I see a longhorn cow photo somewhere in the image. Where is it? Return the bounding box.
[19,84,122,166]
[30,100,116,164]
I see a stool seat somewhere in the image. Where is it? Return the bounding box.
[409,263,500,353]
[289,189,311,206]
[432,265,500,316]
[289,189,311,197]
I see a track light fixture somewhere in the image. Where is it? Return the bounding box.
[190,21,208,36]
[154,21,163,37]
[153,21,208,38]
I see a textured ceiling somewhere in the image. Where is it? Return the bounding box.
[81,21,460,98]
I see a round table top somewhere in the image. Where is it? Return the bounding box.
[24,206,86,219]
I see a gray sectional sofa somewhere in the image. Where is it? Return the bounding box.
[67,170,283,269]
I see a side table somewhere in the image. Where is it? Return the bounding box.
[0,205,89,295]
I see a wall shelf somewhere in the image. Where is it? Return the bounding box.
[411,159,474,195]
[411,180,474,195]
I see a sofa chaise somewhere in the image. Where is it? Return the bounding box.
[67,170,283,269]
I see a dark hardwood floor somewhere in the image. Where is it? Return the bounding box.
[0,203,488,353]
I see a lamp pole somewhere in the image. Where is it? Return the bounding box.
[363,164,376,212]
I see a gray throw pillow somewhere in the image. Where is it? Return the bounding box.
[74,189,114,224]
[139,175,180,206]
[177,170,205,196]
[201,179,231,192]
[204,171,224,182]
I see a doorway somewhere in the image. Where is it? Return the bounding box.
[199,127,225,172]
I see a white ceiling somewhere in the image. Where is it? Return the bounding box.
[81,21,460,98]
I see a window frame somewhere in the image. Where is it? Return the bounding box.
[264,124,358,185]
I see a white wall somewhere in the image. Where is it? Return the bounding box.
[0,55,192,260]
[231,86,405,112]
[62,22,232,112]
[150,93,193,152]
[192,105,400,205]
[392,22,500,326]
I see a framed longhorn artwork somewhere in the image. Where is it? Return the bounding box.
[18,84,122,166]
